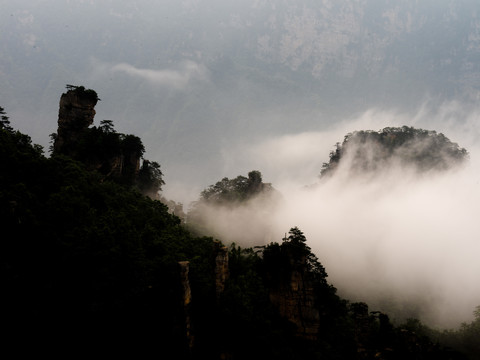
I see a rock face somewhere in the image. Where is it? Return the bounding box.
[269,268,320,340]
[177,245,228,353]
[179,261,194,351]
[214,242,229,299]
[53,87,98,157]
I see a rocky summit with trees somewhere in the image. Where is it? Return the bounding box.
[320,126,469,178]
[0,89,477,359]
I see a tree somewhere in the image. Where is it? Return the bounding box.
[137,160,165,198]
[65,84,100,101]
[0,106,12,132]
[260,227,328,287]
[99,119,116,134]
[120,134,145,157]
[282,227,328,281]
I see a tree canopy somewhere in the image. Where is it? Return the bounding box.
[199,170,274,205]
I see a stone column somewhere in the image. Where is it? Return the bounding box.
[214,243,229,299]
[179,261,194,350]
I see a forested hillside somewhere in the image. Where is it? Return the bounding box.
[320,126,468,178]
[0,92,478,359]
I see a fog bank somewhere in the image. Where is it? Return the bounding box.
[275,161,480,328]
[189,103,480,328]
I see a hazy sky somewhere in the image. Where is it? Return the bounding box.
[2,0,480,328]
[3,0,480,194]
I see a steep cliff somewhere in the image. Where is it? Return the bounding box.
[179,261,194,351]
[214,242,229,299]
[269,266,320,340]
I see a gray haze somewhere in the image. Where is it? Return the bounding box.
[2,1,480,327]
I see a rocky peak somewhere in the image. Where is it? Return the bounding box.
[51,86,154,192]
[53,86,99,157]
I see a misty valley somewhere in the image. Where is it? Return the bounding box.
[1,86,479,359]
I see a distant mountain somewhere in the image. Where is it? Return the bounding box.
[2,0,480,195]
[320,126,469,178]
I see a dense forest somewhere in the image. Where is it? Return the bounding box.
[0,89,478,359]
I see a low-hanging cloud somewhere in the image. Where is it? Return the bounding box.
[92,59,209,90]
[192,101,480,328]
[112,60,208,89]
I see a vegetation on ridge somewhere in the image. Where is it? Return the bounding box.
[320,126,468,178]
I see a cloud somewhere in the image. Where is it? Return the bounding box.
[220,107,408,186]
[95,60,209,90]
[193,102,480,328]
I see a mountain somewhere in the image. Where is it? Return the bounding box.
[4,102,476,358]
[2,1,480,200]
[320,126,469,178]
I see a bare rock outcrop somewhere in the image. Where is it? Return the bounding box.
[269,268,320,340]
[53,86,98,157]
[179,261,194,351]
[214,242,229,299]
[52,86,146,187]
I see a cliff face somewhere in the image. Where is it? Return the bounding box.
[53,87,98,157]
[179,261,194,351]
[214,243,229,299]
[269,267,320,340]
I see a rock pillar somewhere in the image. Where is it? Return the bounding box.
[269,269,320,340]
[53,87,98,156]
[179,261,194,351]
[214,243,229,299]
